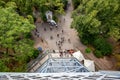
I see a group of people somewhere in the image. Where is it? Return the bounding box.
[34,17,72,57]
[57,49,75,57]
[34,28,41,38]
[55,29,71,51]
[42,20,71,51]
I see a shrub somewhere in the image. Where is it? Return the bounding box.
[93,37,112,56]
[24,32,32,38]
[85,48,91,53]
[53,15,58,22]
[81,38,89,45]
[94,50,103,58]
[32,50,39,58]
[41,13,47,22]
[0,60,9,72]
[80,33,95,45]
[72,0,81,9]
[61,0,68,10]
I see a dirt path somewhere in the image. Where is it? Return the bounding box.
[33,0,115,70]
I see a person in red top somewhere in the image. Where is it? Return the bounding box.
[69,49,74,56]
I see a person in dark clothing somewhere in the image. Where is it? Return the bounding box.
[57,34,59,37]
[68,38,71,43]
[44,28,46,31]
[50,36,53,39]
[62,30,64,33]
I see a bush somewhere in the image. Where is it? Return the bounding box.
[53,15,58,22]
[41,13,47,22]
[24,32,32,38]
[72,0,81,9]
[85,48,91,53]
[32,50,39,58]
[94,50,103,58]
[61,0,68,10]
[81,38,89,45]
[93,37,112,56]
[0,60,9,72]
[80,33,95,45]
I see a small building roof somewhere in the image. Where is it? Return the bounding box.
[84,59,95,72]
[73,51,85,61]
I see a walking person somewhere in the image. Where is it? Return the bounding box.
[60,41,63,46]
[56,41,58,45]
[68,38,71,43]
[61,37,65,42]
[41,38,44,43]
[57,34,59,37]
[37,34,39,38]
[62,30,64,33]
[60,50,63,57]
[50,26,52,31]
[44,27,46,31]
[64,49,67,57]
[59,46,61,50]
[50,36,53,40]
[53,50,55,53]
[57,42,60,46]
[64,18,65,22]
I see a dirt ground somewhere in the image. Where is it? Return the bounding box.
[32,0,116,71]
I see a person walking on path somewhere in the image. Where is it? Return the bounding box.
[68,38,71,43]
[59,50,63,57]
[62,30,64,33]
[64,18,65,22]
[44,27,46,31]
[57,34,59,37]
[50,36,53,40]
[61,37,65,42]
[50,26,52,31]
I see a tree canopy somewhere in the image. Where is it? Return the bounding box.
[0,0,67,71]
[0,2,39,72]
[72,0,120,57]
[1,0,66,16]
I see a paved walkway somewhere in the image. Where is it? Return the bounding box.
[32,0,115,70]
[33,0,85,51]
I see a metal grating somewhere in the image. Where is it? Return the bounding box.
[0,72,120,80]
[36,58,89,73]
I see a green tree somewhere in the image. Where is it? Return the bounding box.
[0,0,66,71]
[72,0,120,41]
[5,0,65,16]
[72,0,81,9]
[72,0,120,57]
[0,2,35,52]
[0,59,9,72]
[1,0,66,22]
[0,2,37,71]
[61,0,68,10]
[93,37,112,56]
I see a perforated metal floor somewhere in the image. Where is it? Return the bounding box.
[0,72,120,80]
[36,58,89,73]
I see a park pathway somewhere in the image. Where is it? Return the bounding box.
[33,0,115,70]
[34,0,85,50]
